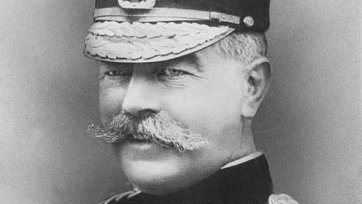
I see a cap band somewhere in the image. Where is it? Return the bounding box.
[94,7,241,25]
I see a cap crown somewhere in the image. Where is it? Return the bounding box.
[94,0,270,32]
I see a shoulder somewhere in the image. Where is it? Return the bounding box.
[268,193,299,204]
[101,189,142,204]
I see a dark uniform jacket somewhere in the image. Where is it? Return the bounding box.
[103,155,274,204]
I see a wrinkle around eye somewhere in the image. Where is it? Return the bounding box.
[99,73,131,89]
[161,80,189,89]
[99,77,128,90]
[157,74,194,89]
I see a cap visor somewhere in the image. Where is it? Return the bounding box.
[84,21,234,63]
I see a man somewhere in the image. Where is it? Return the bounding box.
[85,0,299,203]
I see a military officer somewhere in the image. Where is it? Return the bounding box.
[84,0,299,203]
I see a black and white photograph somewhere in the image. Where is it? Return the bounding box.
[0,0,361,203]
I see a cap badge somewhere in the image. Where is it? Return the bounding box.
[118,0,156,9]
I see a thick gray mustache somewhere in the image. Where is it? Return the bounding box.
[87,112,208,152]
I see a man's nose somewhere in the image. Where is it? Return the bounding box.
[122,77,161,117]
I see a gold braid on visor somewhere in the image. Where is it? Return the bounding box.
[84,21,234,63]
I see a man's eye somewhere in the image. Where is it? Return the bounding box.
[105,70,131,77]
[158,69,188,77]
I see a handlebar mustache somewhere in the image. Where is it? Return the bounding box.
[87,112,208,152]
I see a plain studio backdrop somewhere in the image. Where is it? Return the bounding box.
[0,0,361,203]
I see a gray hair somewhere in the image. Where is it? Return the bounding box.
[213,32,268,64]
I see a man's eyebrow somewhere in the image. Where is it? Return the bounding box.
[99,54,202,71]
[163,54,203,72]
[100,61,133,69]
[186,54,203,71]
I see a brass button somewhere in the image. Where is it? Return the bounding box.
[243,16,254,27]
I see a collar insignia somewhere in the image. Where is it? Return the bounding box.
[118,0,156,9]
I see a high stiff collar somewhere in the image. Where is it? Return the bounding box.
[119,154,274,204]
[221,151,263,169]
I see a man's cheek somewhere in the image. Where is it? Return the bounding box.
[99,91,124,123]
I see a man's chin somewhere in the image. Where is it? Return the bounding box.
[114,141,196,195]
[122,160,186,195]
[117,140,185,181]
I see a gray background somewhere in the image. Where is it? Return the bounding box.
[0,0,361,203]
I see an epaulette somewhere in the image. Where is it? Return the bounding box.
[268,193,299,204]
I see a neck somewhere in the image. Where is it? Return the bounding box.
[240,117,256,155]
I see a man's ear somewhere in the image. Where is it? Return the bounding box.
[241,60,271,118]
